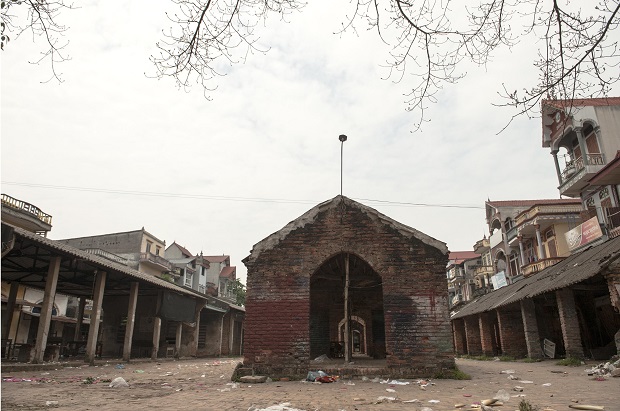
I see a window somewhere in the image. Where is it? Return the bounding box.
[156,246,161,256]
[185,272,193,287]
[146,241,152,254]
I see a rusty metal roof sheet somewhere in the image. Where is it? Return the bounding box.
[451,236,620,319]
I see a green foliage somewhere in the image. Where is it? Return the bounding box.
[556,357,583,367]
[498,355,516,362]
[521,357,543,363]
[433,365,471,380]
[228,279,246,306]
[161,273,174,283]
[461,354,493,361]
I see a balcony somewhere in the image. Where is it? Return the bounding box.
[198,285,206,294]
[83,248,129,265]
[521,257,565,277]
[559,153,605,197]
[1,194,52,236]
[140,252,172,271]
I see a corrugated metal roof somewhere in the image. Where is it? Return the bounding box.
[451,236,620,319]
[486,199,580,208]
[7,223,207,300]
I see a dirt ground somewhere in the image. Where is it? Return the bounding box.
[1,357,618,411]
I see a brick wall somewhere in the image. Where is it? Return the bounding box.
[464,316,482,355]
[452,319,466,355]
[496,303,528,358]
[520,298,544,359]
[479,311,496,356]
[243,197,453,377]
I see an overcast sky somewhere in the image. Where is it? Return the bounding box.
[3,0,619,284]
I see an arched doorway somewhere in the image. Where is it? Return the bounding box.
[309,252,385,361]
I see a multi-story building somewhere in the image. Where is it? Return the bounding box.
[165,242,210,294]
[541,97,620,249]
[59,228,173,279]
[203,255,237,301]
[446,251,481,309]
[485,199,583,284]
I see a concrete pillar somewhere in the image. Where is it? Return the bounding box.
[496,305,528,358]
[2,282,19,341]
[85,271,106,365]
[520,299,544,359]
[551,150,563,185]
[151,317,161,360]
[518,237,526,266]
[464,316,482,355]
[556,288,585,359]
[33,257,61,363]
[74,298,87,341]
[122,282,139,361]
[479,312,496,356]
[535,225,545,259]
[574,127,588,165]
[175,322,182,358]
[452,319,466,355]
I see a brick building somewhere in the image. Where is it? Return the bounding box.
[242,196,454,378]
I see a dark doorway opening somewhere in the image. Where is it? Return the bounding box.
[309,253,385,361]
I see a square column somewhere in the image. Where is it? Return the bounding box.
[33,257,61,363]
[151,317,162,360]
[85,271,106,365]
[74,298,87,341]
[452,319,466,355]
[520,298,544,359]
[122,282,139,361]
[479,312,496,356]
[2,282,19,340]
[464,316,482,355]
[175,322,182,358]
[556,288,584,359]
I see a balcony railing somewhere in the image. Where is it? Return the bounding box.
[139,252,172,270]
[83,248,129,265]
[198,285,206,294]
[474,265,494,276]
[1,194,53,225]
[561,153,604,183]
[521,257,565,276]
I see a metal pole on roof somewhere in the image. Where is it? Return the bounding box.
[339,134,347,197]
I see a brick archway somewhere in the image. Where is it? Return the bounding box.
[309,252,384,360]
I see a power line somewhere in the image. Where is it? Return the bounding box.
[1,181,484,210]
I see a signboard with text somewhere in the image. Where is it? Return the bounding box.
[565,216,603,251]
[491,271,508,290]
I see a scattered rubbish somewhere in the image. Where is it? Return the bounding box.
[133,370,145,374]
[343,381,355,386]
[370,377,381,383]
[45,401,59,407]
[508,375,519,380]
[403,399,419,403]
[568,405,605,410]
[542,383,552,386]
[361,376,369,381]
[420,407,434,411]
[584,359,620,378]
[386,388,396,393]
[313,354,328,362]
[217,388,231,392]
[513,386,524,392]
[482,399,498,406]
[175,388,183,392]
[428,399,440,404]
[374,396,396,404]
[115,364,125,369]
[493,389,510,402]
[381,379,410,385]
[500,369,515,374]
[518,380,534,384]
[454,403,465,408]
[463,394,472,397]
[109,377,129,388]
[306,370,337,383]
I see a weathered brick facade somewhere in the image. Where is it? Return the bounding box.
[243,196,454,377]
[520,298,544,359]
[556,288,585,358]
[479,311,497,356]
[496,303,528,358]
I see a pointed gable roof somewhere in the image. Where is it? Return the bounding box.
[244,195,448,263]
